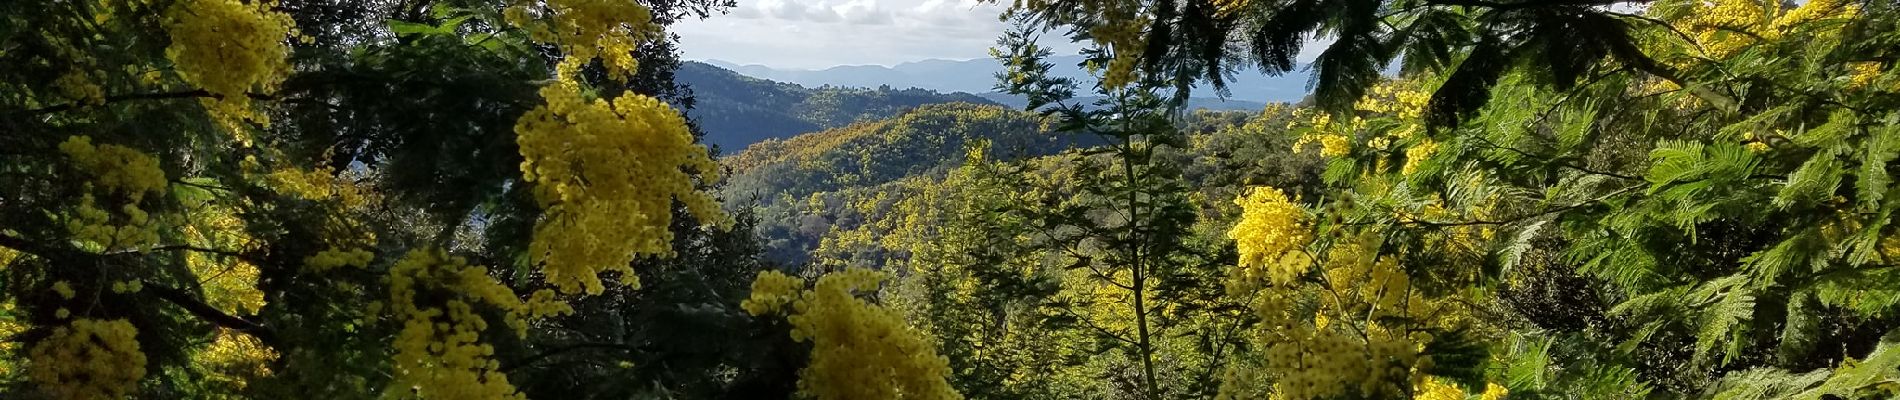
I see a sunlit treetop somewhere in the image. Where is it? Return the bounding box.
[745,269,963,400]
[58,136,165,203]
[192,329,280,394]
[515,80,727,295]
[27,319,147,400]
[1655,0,1862,59]
[1227,186,1312,291]
[59,136,168,251]
[384,249,573,399]
[163,0,300,134]
[505,0,662,82]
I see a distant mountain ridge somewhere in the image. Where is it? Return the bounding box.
[702,56,1312,103]
[675,61,1000,152]
[974,92,1268,112]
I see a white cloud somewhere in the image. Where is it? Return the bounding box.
[834,0,894,25]
[672,0,1324,70]
[672,0,1015,68]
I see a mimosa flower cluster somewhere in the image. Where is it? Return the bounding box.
[54,70,104,105]
[1260,325,1420,400]
[1292,112,1354,158]
[1416,377,1509,400]
[504,0,660,82]
[1227,187,1478,400]
[305,247,375,272]
[60,136,167,250]
[1228,186,1313,290]
[744,268,962,400]
[515,81,725,295]
[163,0,297,128]
[27,319,148,400]
[1299,81,1439,174]
[1672,0,1860,58]
[194,329,279,391]
[265,165,373,208]
[384,249,571,399]
[739,270,804,315]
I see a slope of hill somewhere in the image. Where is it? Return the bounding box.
[703,56,1312,103]
[720,102,1097,263]
[675,61,1000,151]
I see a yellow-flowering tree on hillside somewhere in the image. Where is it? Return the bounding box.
[0,0,788,398]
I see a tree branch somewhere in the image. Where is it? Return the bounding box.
[1469,135,1639,180]
[1371,184,1645,227]
[171,178,233,192]
[13,89,277,116]
[499,342,644,373]
[0,232,65,260]
[143,281,277,345]
[140,244,254,260]
[0,233,278,344]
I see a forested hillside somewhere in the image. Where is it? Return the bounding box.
[675,61,999,150]
[721,102,1095,263]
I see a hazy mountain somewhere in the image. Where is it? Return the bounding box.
[975,92,1269,112]
[702,56,1312,103]
[675,61,1000,152]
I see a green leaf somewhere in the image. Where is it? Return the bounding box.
[1790,110,1857,148]
[386,20,436,36]
[1427,36,1509,129]
[1647,139,1708,190]
[1743,228,1822,283]
[1421,326,1490,390]
[1691,275,1756,366]
[1709,368,1831,400]
[1554,102,1598,151]
[1774,146,1844,209]
[1855,125,1899,207]
[1775,291,1821,364]
[1497,219,1547,275]
[387,15,472,37]
[1792,329,1900,398]
[1844,210,1891,266]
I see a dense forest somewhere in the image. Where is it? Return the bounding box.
[1,0,1898,399]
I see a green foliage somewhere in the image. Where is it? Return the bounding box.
[7,0,1900,398]
[1005,0,1699,128]
[0,1,805,398]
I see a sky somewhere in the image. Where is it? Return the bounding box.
[670,0,1037,69]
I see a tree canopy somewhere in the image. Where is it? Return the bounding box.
[3,0,1899,399]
